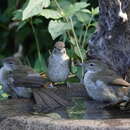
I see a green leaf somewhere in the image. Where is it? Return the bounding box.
[63,2,89,17]
[22,0,50,20]
[58,1,72,9]
[74,2,90,9]
[40,9,62,19]
[1,93,8,98]
[76,12,91,24]
[71,65,77,74]
[12,9,23,20]
[91,7,99,15]
[76,66,83,80]
[34,56,48,73]
[81,9,91,14]
[48,20,71,40]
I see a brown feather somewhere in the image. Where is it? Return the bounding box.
[93,69,130,87]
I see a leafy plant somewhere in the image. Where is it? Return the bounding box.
[0,0,99,111]
[12,0,99,77]
[0,85,8,100]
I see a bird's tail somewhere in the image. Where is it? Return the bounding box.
[32,88,70,113]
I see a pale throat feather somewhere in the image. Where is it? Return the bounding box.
[0,65,11,81]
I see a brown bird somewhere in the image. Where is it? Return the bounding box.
[83,60,130,107]
[48,41,70,82]
[0,57,69,113]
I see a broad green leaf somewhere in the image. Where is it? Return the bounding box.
[76,12,91,24]
[48,20,71,40]
[22,0,50,20]
[40,9,62,19]
[74,2,90,9]
[81,9,91,14]
[42,0,50,8]
[63,2,89,17]
[59,1,72,9]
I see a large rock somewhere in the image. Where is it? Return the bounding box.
[1,116,130,130]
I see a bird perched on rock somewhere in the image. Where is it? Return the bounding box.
[83,60,130,106]
[48,41,70,82]
[0,57,69,113]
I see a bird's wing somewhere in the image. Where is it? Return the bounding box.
[11,65,49,88]
[94,70,130,87]
[13,77,49,88]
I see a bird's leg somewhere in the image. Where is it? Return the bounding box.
[119,99,130,110]
[98,99,127,109]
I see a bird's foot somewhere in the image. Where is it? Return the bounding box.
[97,102,121,109]
[97,100,129,110]
[48,83,54,88]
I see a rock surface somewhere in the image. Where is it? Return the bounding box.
[1,116,130,130]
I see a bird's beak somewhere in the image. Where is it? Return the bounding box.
[75,62,84,67]
[84,69,88,73]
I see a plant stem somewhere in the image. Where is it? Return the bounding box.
[69,17,83,63]
[69,17,84,80]
[82,15,93,48]
[54,0,72,40]
[79,25,85,44]
[30,19,42,69]
[54,0,84,79]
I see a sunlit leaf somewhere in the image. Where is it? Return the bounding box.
[48,20,71,40]
[40,9,62,19]
[22,0,50,20]
[81,9,91,14]
[62,2,89,17]
[76,12,91,24]
[91,7,99,15]
[1,93,8,98]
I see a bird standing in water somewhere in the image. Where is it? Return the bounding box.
[83,60,130,106]
[48,42,70,82]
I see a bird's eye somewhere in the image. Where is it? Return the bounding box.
[9,62,13,65]
[89,63,95,66]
